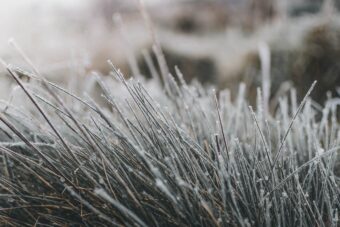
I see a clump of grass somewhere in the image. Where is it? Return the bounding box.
[0,59,339,226]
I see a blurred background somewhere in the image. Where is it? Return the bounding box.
[0,0,339,106]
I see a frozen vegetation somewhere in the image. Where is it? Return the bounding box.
[0,1,339,226]
[0,55,338,226]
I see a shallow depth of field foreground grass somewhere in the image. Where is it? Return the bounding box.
[0,61,339,226]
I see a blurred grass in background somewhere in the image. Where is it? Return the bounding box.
[0,0,339,106]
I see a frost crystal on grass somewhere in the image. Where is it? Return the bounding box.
[0,62,338,226]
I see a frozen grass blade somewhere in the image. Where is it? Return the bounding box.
[272,80,317,170]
